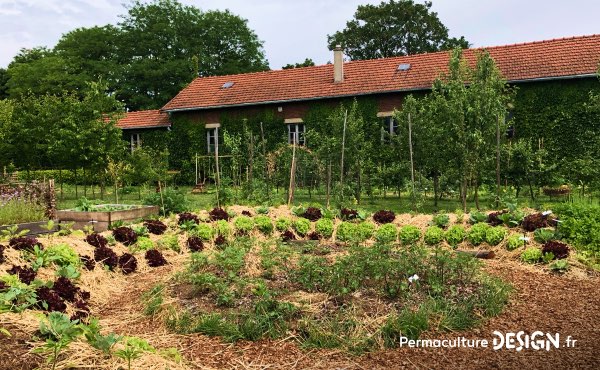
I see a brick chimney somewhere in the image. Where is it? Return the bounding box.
[334,45,344,83]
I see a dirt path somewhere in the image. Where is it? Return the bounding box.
[95,260,600,370]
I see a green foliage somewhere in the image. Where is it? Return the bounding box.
[82,318,122,355]
[431,214,450,228]
[374,223,398,243]
[144,188,188,215]
[506,234,526,251]
[550,259,569,272]
[193,223,214,241]
[254,215,273,235]
[521,247,542,264]
[282,58,315,69]
[399,225,421,245]
[485,226,506,246]
[467,223,490,246]
[0,199,46,225]
[315,218,334,239]
[157,234,180,253]
[469,211,488,224]
[424,226,445,245]
[141,284,165,316]
[534,228,557,244]
[255,205,269,215]
[44,244,80,267]
[0,275,38,313]
[382,305,430,345]
[355,222,375,242]
[35,312,84,370]
[214,220,231,237]
[275,217,292,232]
[336,222,355,242]
[55,265,81,279]
[328,0,467,60]
[133,237,154,252]
[293,217,311,237]
[114,336,155,370]
[234,216,254,235]
[445,225,466,247]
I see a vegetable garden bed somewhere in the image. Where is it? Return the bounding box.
[56,205,159,232]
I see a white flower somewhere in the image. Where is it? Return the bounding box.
[408,274,420,283]
[519,236,530,242]
[542,210,553,216]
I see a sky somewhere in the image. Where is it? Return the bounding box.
[0,0,599,69]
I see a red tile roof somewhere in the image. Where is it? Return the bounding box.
[115,109,171,129]
[163,35,600,112]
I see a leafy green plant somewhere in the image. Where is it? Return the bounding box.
[445,225,466,247]
[55,265,81,279]
[255,205,269,215]
[133,237,154,252]
[132,225,149,237]
[399,225,421,245]
[315,218,334,239]
[192,223,213,241]
[234,216,254,235]
[254,215,273,235]
[0,275,38,313]
[550,259,569,272]
[521,247,542,264]
[375,223,398,244]
[542,252,555,264]
[469,211,487,224]
[44,244,80,267]
[431,214,450,228]
[467,223,490,246]
[454,209,464,223]
[485,226,506,246]
[1,225,29,240]
[355,222,375,242]
[506,234,526,251]
[144,188,187,215]
[214,220,231,237]
[275,217,292,232]
[293,217,311,237]
[157,234,180,253]
[424,226,445,245]
[35,312,84,370]
[82,318,122,355]
[336,222,355,242]
[534,228,556,244]
[114,336,155,370]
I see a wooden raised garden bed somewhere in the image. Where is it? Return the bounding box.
[0,221,57,236]
[56,204,159,232]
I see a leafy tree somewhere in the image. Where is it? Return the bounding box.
[282,58,315,69]
[0,68,8,99]
[328,0,468,60]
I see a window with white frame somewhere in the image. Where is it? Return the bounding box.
[207,127,219,153]
[130,133,142,152]
[380,116,399,143]
[288,124,305,145]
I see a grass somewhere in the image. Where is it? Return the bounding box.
[0,199,47,225]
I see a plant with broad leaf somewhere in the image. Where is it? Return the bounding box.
[34,312,84,370]
[114,336,155,370]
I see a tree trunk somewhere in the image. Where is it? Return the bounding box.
[339,110,348,201]
[287,135,297,206]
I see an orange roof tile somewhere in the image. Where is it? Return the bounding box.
[163,35,600,112]
[115,110,171,129]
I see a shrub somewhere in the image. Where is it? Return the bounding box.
[85,233,107,248]
[7,265,36,284]
[234,216,254,235]
[336,222,355,242]
[145,249,168,267]
[375,224,398,243]
[485,227,507,246]
[293,218,311,237]
[542,241,569,260]
[467,223,490,246]
[9,237,42,252]
[355,222,375,241]
[522,213,550,232]
[399,225,421,245]
[506,234,525,251]
[209,208,229,221]
[302,207,322,221]
[469,211,487,224]
[214,220,231,237]
[94,246,118,270]
[275,217,292,232]
[194,224,214,241]
[118,253,138,274]
[112,227,138,246]
[431,214,450,228]
[144,220,167,235]
[340,208,358,221]
[187,236,204,252]
[144,188,187,214]
[254,216,273,235]
[445,225,466,247]
[373,210,395,224]
[521,247,542,264]
[315,218,334,239]
[424,226,445,245]
[533,228,556,244]
[178,212,199,225]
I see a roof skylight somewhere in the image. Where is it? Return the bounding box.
[221,81,235,89]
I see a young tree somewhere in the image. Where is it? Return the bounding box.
[328,0,468,60]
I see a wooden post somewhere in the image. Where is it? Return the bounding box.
[408,113,416,208]
[339,110,348,201]
[195,153,198,185]
[215,128,221,208]
[260,122,270,201]
[496,114,501,207]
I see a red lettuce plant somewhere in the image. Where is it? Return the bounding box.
[144,220,167,235]
[487,210,508,226]
[0,244,5,264]
[308,231,321,240]
[145,249,167,267]
[340,208,359,221]
[542,240,570,259]
[214,234,227,247]
[178,212,199,225]
[187,236,204,252]
[35,287,67,312]
[209,208,229,221]
[71,297,91,322]
[373,210,395,224]
[522,213,550,232]
[53,277,79,302]
[281,230,296,242]
[7,265,36,284]
[0,281,7,291]
[302,207,322,221]
[9,237,43,252]
[85,233,108,248]
[112,227,138,246]
[241,210,252,217]
[118,253,138,274]
[94,246,118,269]
[80,255,95,270]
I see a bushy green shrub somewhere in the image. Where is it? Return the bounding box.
[144,188,187,215]
[467,223,490,246]
[485,226,507,246]
[254,216,273,235]
[375,223,398,243]
[445,225,466,247]
[355,222,375,242]
[424,226,445,245]
[521,247,542,264]
[234,216,254,235]
[293,218,311,237]
[399,225,421,245]
[194,223,214,241]
[214,220,231,237]
[336,222,355,242]
[275,217,292,232]
[431,214,450,228]
[315,218,334,238]
[506,234,525,251]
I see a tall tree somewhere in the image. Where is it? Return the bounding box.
[328,0,468,60]
[282,58,315,69]
[0,69,9,99]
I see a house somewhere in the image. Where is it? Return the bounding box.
[120,35,600,155]
[115,109,171,152]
